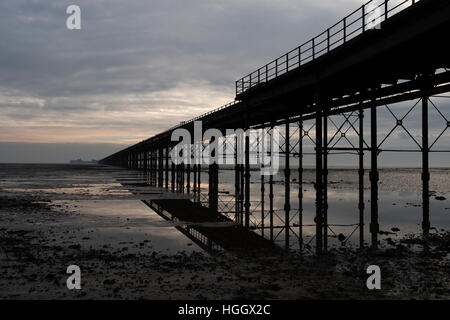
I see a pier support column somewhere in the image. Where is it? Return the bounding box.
[149,151,153,186]
[208,163,218,212]
[154,150,157,185]
[260,131,265,237]
[148,151,152,184]
[158,149,164,188]
[207,135,218,211]
[198,164,202,203]
[323,111,328,251]
[193,164,197,199]
[315,106,323,254]
[269,126,274,240]
[180,163,185,193]
[298,118,303,253]
[359,107,365,249]
[154,151,158,186]
[165,147,169,190]
[370,94,379,249]
[244,133,251,228]
[422,89,430,236]
[137,152,140,171]
[284,120,291,250]
[143,151,148,178]
[235,135,241,223]
[171,161,175,192]
[186,162,191,194]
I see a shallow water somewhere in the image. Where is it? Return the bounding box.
[213,168,450,250]
[0,164,202,253]
[0,163,449,252]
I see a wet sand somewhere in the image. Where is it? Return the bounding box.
[0,164,449,299]
[1,194,450,299]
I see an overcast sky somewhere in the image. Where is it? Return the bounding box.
[0,0,448,163]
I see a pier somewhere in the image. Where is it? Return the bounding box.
[100,0,450,254]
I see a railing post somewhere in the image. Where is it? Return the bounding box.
[385,0,389,21]
[286,53,289,72]
[343,17,347,43]
[312,38,315,60]
[327,29,330,52]
[362,5,365,32]
[298,46,302,66]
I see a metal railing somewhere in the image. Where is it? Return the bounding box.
[236,0,420,95]
[164,101,238,133]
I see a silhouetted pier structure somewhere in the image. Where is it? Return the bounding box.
[100,0,450,254]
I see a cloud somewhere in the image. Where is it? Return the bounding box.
[1,0,448,163]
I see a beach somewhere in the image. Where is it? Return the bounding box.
[0,164,449,299]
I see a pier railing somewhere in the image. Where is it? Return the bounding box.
[236,0,421,96]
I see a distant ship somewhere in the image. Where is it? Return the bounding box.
[69,158,98,164]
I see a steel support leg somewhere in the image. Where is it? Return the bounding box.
[261,168,265,237]
[315,111,323,254]
[171,162,175,192]
[235,136,240,223]
[269,126,274,241]
[359,108,365,249]
[193,164,197,198]
[285,121,291,250]
[244,135,251,228]
[208,163,218,212]
[197,164,201,203]
[422,95,430,236]
[370,100,379,249]
[159,149,164,188]
[181,163,185,193]
[298,119,303,253]
[186,163,191,194]
[165,147,169,190]
[323,113,328,251]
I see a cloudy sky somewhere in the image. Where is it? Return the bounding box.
[0,0,448,163]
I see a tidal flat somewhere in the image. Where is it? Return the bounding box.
[0,164,449,299]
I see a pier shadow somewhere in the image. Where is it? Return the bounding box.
[118,178,282,256]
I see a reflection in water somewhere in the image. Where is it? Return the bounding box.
[50,199,203,254]
[143,200,225,253]
[192,168,450,251]
[0,164,448,253]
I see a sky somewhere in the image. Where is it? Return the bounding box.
[0,0,448,164]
